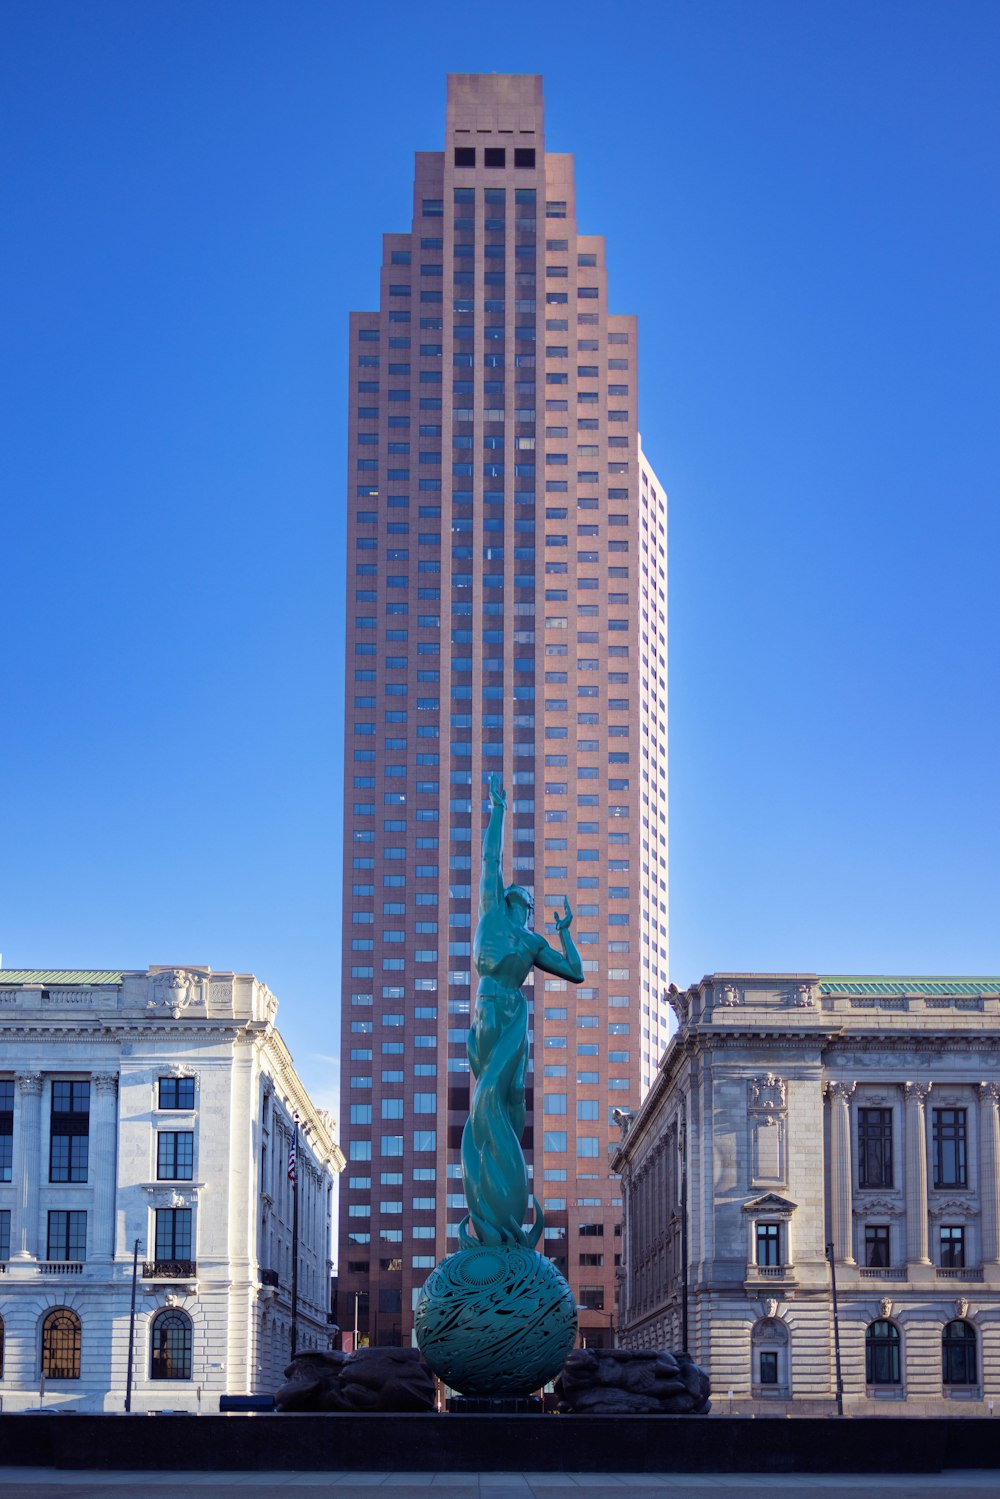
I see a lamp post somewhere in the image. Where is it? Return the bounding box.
[680,1117,689,1355]
[125,1238,141,1413]
[825,1241,845,1417]
[576,1305,615,1349]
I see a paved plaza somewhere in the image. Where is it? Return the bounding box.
[1,1472,999,1498]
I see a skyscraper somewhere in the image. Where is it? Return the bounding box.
[339,74,669,1347]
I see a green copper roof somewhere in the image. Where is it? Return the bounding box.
[820,977,1000,996]
[0,971,124,985]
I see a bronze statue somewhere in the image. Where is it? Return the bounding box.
[460,772,583,1248]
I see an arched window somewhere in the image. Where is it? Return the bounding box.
[150,1309,192,1380]
[42,1308,81,1380]
[751,1317,789,1392]
[865,1319,900,1385]
[942,1320,977,1386]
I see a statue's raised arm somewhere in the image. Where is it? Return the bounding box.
[479,772,507,917]
[533,895,584,984]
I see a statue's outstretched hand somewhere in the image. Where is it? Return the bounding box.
[488,772,507,810]
[554,895,573,933]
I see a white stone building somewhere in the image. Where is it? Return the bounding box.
[612,972,1000,1416]
[0,966,344,1412]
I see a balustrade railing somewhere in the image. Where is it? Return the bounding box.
[143,1259,196,1278]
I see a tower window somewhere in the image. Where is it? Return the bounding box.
[484,148,506,168]
[454,147,475,167]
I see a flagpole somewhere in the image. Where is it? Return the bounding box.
[289,1117,299,1360]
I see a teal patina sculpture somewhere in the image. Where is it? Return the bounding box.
[415,773,584,1395]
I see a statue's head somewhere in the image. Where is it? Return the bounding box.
[504,884,534,926]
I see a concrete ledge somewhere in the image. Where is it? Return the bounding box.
[0,1414,997,1473]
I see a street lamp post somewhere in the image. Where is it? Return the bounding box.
[825,1241,845,1417]
[576,1305,615,1349]
[680,1118,689,1355]
[125,1238,141,1413]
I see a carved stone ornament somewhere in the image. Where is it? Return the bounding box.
[163,1063,196,1082]
[980,1081,1000,1106]
[16,1073,43,1095]
[92,1073,119,1094]
[762,1297,779,1319]
[826,1080,857,1105]
[904,1081,933,1104]
[750,1074,787,1111]
[148,968,203,1018]
[719,984,742,1008]
[147,1188,189,1209]
[955,1298,970,1320]
[879,1298,893,1320]
[612,1107,634,1138]
[667,989,690,1026]
[791,983,815,1008]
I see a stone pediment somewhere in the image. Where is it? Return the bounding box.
[852,1197,904,1218]
[742,1193,797,1215]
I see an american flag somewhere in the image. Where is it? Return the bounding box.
[287,1132,297,1183]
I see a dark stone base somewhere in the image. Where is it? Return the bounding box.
[447,1395,542,1414]
[0,1413,996,1473]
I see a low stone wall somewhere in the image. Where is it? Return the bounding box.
[0,1413,996,1472]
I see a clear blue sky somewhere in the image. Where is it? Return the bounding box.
[2,1,998,1118]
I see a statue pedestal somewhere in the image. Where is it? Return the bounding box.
[415,1243,577,1398]
[447,1395,543,1414]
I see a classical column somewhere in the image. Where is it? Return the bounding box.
[979,1082,1000,1265]
[11,1073,43,1260]
[904,1082,932,1265]
[90,1073,120,1262]
[826,1081,856,1264]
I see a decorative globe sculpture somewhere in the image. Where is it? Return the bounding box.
[415,1244,577,1396]
[415,774,583,1397]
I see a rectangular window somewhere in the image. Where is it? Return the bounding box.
[940,1225,965,1268]
[159,1077,195,1110]
[0,1208,9,1262]
[49,1081,90,1183]
[932,1108,967,1188]
[755,1222,781,1266]
[156,1132,194,1181]
[858,1108,893,1189]
[155,1207,193,1262]
[758,1350,778,1385]
[47,1209,87,1262]
[865,1225,890,1267]
[0,1080,11,1182]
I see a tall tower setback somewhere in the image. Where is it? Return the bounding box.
[339,74,669,1346]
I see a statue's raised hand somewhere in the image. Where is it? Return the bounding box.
[554,895,573,932]
[488,772,507,810]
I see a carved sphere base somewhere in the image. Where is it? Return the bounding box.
[414,1244,577,1397]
